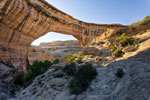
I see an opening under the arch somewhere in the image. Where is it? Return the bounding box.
[32,32,77,46]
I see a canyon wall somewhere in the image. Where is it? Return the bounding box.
[0,0,126,69]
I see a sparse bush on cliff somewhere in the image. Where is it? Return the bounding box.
[14,71,25,85]
[111,33,138,57]
[107,28,110,31]
[115,68,124,78]
[64,52,83,64]
[26,60,52,80]
[111,45,117,52]
[114,33,138,47]
[69,64,97,95]
[26,69,32,81]
[53,59,59,64]
[63,63,76,76]
[15,60,52,84]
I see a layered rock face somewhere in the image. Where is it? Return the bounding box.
[28,40,83,64]
[28,46,55,65]
[40,40,81,47]
[0,0,126,69]
[40,40,83,56]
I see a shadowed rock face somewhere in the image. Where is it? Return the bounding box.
[0,0,126,69]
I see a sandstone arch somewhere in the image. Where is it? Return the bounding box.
[0,0,126,69]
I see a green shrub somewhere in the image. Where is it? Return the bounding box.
[14,71,25,85]
[69,64,97,95]
[26,69,32,81]
[26,60,52,81]
[112,48,124,57]
[115,68,124,78]
[69,77,89,95]
[64,55,75,63]
[64,52,83,63]
[53,59,59,64]
[111,33,138,58]
[107,28,110,31]
[111,45,117,52]
[76,64,97,81]
[63,63,76,76]
[15,60,52,85]
[115,33,138,47]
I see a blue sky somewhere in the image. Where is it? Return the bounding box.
[32,0,150,45]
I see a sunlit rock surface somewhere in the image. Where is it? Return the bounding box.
[0,0,126,69]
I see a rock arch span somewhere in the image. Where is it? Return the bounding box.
[0,0,126,69]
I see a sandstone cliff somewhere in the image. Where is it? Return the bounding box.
[0,0,126,69]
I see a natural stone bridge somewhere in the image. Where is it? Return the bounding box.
[0,0,126,70]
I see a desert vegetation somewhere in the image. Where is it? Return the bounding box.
[111,33,139,57]
[64,52,83,64]
[115,68,124,78]
[62,63,97,94]
[15,59,59,85]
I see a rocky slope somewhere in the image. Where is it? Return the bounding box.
[0,0,125,69]
[9,49,150,100]
[0,63,19,100]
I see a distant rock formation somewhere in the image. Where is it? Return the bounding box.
[0,0,126,69]
[28,40,83,64]
[28,46,55,65]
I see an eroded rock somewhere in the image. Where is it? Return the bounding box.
[0,0,126,69]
